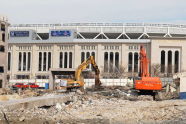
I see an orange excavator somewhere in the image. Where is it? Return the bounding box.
[135,46,162,91]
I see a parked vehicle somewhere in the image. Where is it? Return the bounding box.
[26,83,39,88]
[12,83,27,89]
[12,83,39,90]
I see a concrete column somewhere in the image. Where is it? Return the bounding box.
[25,52,28,71]
[62,52,64,68]
[31,45,38,78]
[119,51,121,67]
[113,52,115,72]
[74,44,80,69]
[52,45,58,69]
[97,44,103,73]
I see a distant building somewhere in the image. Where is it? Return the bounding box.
[0,16,9,88]
[7,23,186,84]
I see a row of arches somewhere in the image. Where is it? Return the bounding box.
[59,52,73,68]
[161,50,179,73]
[128,52,139,73]
[104,52,119,72]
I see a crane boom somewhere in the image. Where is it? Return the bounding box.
[139,46,150,77]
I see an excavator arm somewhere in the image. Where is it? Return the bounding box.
[75,56,101,87]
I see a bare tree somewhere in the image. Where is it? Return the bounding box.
[101,64,127,78]
[151,63,161,77]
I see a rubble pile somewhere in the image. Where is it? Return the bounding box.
[0,90,186,124]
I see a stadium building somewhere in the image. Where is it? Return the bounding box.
[7,23,186,89]
[0,16,9,88]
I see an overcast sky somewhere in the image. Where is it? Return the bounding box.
[0,0,186,24]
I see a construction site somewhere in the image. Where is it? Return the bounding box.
[1,15,186,123]
[0,44,186,124]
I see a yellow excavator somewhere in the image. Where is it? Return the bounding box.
[57,56,101,91]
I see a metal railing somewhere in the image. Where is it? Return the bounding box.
[10,23,186,28]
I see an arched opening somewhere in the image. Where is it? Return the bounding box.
[128,52,133,72]
[43,52,47,71]
[175,51,179,73]
[38,52,42,71]
[161,50,165,73]
[18,52,22,71]
[86,52,90,68]
[104,52,108,72]
[69,52,72,68]
[134,52,138,72]
[48,52,51,70]
[64,52,68,68]
[168,51,172,74]
[115,52,119,72]
[110,52,114,72]
[59,52,63,68]
[81,52,85,63]
[28,52,31,71]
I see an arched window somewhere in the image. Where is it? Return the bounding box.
[175,51,179,73]
[110,52,114,72]
[115,52,119,72]
[161,50,165,73]
[91,52,95,59]
[69,52,72,68]
[18,52,22,71]
[134,52,138,72]
[59,52,63,68]
[104,52,108,72]
[64,52,68,68]
[38,52,42,71]
[81,52,85,63]
[86,52,90,68]
[168,50,172,74]
[48,52,51,70]
[43,52,47,71]
[86,52,90,59]
[27,52,31,71]
[128,52,133,72]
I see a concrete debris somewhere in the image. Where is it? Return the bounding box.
[55,103,62,111]
[0,84,183,124]
[19,116,25,122]
[0,94,22,101]
[76,89,84,95]
[0,91,185,124]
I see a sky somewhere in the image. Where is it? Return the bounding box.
[0,0,186,24]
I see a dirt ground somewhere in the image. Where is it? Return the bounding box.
[0,88,186,124]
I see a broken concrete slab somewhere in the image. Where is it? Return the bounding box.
[0,93,74,111]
